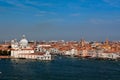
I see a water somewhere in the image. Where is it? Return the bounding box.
[0,57,120,80]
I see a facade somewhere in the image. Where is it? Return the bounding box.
[97,53,120,59]
[65,49,78,56]
[11,35,51,60]
[18,51,51,60]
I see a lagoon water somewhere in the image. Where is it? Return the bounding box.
[0,57,120,80]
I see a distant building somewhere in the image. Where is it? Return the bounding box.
[11,35,51,60]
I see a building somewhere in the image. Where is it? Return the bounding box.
[11,35,52,60]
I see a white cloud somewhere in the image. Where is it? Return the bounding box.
[103,0,120,7]
[39,11,47,14]
[89,18,120,24]
[0,0,26,8]
[70,13,80,17]
[35,14,44,16]
[0,0,53,11]
[89,18,112,24]
[35,11,57,17]
[89,19,103,24]
[46,18,65,22]
[25,0,53,7]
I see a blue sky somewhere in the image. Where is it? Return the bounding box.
[0,0,120,41]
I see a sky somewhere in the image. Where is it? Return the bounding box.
[0,0,120,41]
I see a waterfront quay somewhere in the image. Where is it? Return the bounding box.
[0,36,120,60]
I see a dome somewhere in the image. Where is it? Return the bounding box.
[11,40,15,44]
[20,39,28,45]
[11,39,18,44]
[19,35,28,47]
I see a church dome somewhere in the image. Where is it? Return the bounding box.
[11,40,15,44]
[19,35,28,47]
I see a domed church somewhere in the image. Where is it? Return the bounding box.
[11,35,34,58]
[19,35,28,48]
[10,35,52,60]
[11,35,29,49]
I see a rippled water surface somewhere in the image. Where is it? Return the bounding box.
[0,57,120,80]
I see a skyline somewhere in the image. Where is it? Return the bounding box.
[0,0,120,41]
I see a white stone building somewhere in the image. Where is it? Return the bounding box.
[65,49,78,56]
[11,35,52,60]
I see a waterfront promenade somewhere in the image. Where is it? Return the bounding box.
[0,38,120,60]
[0,56,10,59]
